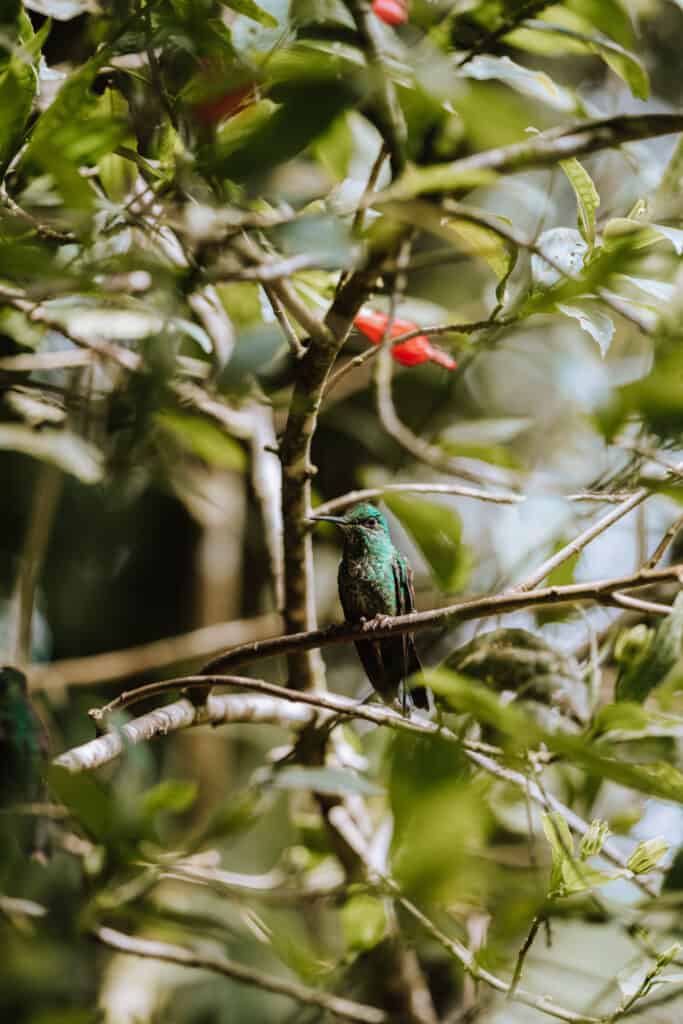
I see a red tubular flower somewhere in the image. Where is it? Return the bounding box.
[372,0,408,25]
[353,310,457,370]
[193,83,256,126]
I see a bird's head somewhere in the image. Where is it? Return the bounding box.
[309,502,392,556]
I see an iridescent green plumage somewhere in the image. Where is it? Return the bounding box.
[311,503,430,711]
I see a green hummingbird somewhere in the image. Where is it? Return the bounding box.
[310,503,431,712]
[0,666,49,855]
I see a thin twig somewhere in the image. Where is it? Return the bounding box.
[328,805,603,1024]
[508,913,545,997]
[324,315,513,398]
[263,285,306,358]
[375,346,514,488]
[511,473,683,591]
[27,613,280,689]
[455,0,556,68]
[57,676,656,898]
[314,483,524,514]
[345,0,407,174]
[94,926,388,1023]
[189,562,683,677]
[11,464,62,664]
[646,514,683,569]
[607,594,672,616]
[375,114,683,196]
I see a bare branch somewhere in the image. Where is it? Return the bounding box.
[345,0,407,174]
[191,562,683,677]
[324,315,514,399]
[514,460,683,592]
[646,513,683,569]
[377,114,683,194]
[10,464,62,664]
[375,346,514,488]
[28,613,280,690]
[55,692,327,773]
[62,675,656,898]
[94,926,388,1024]
[263,285,306,359]
[315,482,524,514]
[328,803,603,1023]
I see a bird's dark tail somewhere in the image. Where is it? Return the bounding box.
[403,638,433,713]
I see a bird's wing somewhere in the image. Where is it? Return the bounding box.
[390,555,429,709]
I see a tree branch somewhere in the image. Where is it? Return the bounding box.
[190,562,682,676]
[378,114,683,195]
[315,482,524,513]
[375,346,514,487]
[345,0,407,174]
[28,613,280,690]
[94,926,388,1024]
[59,676,656,898]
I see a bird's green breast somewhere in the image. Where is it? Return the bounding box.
[338,555,398,621]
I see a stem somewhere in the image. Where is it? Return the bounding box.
[11,464,62,665]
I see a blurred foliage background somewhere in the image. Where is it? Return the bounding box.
[3,0,683,1021]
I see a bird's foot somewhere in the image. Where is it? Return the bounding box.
[361,613,393,633]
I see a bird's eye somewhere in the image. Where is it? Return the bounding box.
[364,518,378,528]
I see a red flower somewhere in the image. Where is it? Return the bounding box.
[372,0,408,25]
[193,83,256,126]
[353,310,457,370]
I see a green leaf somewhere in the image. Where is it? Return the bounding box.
[384,495,471,592]
[509,20,649,99]
[557,301,614,356]
[461,55,577,111]
[341,894,388,952]
[542,811,618,895]
[140,780,198,818]
[615,593,683,703]
[550,733,683,803]
[560,157,599,246]
[377,165,498,203]
[0,59,36,178]
[424,668,535,742]
[48,765,115,842]
[273,766,382,797]
[604,219,683,256]
[566,0,636,49]
[20,51,126,206]
[443,216,512,280]
[155,413,246,471]
[0,426,103,482]
[541,811,574,860]
[221,0,278,26]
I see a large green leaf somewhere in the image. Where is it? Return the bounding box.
[155,412,247,470]
[565,0,635,48]
[508,19,649,99]
[615,594,683,703]
[384,495,471,592]
[273,766,382,797]
[20,51,125,206]
[221,0,278,26]
[426,668,683,803]
[560,157,599,247]
[0,60,36,178]
[460,55,577,112]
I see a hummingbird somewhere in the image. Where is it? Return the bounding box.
[0,666,49,856]
[310,503,431,712]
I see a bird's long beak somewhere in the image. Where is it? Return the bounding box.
[308,514,347,527]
